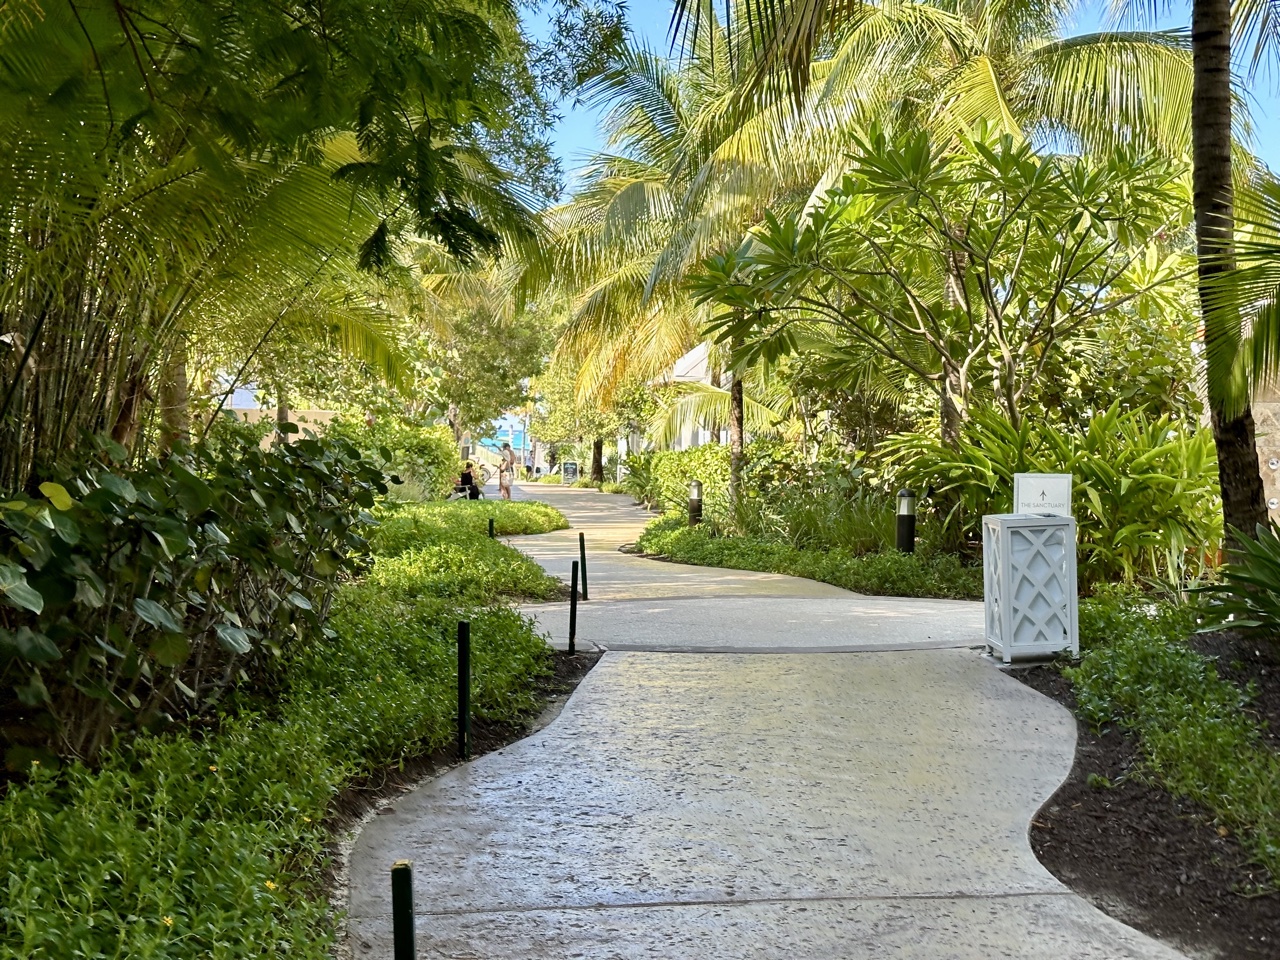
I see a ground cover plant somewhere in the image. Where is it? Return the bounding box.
[0,497,566,959]
[1059,591,1280,886]
[635,513,982,600]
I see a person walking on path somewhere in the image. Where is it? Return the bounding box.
[498,442,516,500]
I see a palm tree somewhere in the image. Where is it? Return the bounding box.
[1192,0,1268,538]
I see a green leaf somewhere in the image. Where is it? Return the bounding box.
[13,671,50,707]
[38,482,74,511]
[0,627,61,662]
[285,591,313,610]
[1,578,44,614]
[97,473,137,503]
[49,511,80,545]
[149,633,190,667]
[215,623,253,654]
[133,597,183,633]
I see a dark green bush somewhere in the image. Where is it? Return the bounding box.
[1200,520,1280,639]
[0,434,386,765]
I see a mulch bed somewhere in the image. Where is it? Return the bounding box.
[327,648,602,830]
[1013,633,1280,960]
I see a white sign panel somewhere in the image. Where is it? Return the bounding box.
[1013,473,1073,516]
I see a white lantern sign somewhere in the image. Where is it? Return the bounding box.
[1013,473,1072,516]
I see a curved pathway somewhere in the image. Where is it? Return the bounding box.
[346,486,1189,960]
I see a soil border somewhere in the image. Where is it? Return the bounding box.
[1011,649,1279,960]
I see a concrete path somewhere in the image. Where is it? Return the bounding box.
[510,486,985,652]
[346,485,1189,960]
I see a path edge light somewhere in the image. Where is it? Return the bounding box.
[688,479,704,526]
[896,488,916,553]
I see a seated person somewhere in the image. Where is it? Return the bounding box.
[457,462,481,499]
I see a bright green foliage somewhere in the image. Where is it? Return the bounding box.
[1201,520,1280,635]
[694,129,1190,433]
[636,514,982,600]
[0,433,386,764]
[885,404,1221,589]
[1069,593,1279,885]
[601,482,629,494]
[326,418,460,501]
[366,501,566,602]
[370,501,567,550]
[624,446,734,513]
[0,499,556,958]
[0,0,550,491]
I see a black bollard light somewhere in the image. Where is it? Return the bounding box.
[391,860,416,960]
[488,517,495,539]
[896,488,917,553]
[457,621,471,760]
[578,531,589,601]
[569,561,578,654]
[688,479,703,526]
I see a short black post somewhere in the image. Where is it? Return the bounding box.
[457,621,471,760]
[391,860,416,960]
[569,561,578,655]
[578,531,589,601]
[488,517,495,539]
[688,479,703,526]
[896,488,917,554]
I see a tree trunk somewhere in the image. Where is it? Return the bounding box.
[1193,0,1267,541]
[158,340,189,452]
[729,372,744,504]
[590,437,605,483]
[940,366,963,449]
[274,385,290,446]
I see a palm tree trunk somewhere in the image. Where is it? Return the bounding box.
[729,372,744,504]
[275,384,290,447]
[1193,0,1267,540]
[159,340,189,452]
[590,437,605,483]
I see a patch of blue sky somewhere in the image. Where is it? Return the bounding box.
[523,0,1280,187]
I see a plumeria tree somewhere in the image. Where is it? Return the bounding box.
[690,129,1192,446]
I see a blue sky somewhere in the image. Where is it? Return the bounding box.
[524,0,1280,187]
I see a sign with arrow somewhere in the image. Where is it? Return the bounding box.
[1013,473,1073,517]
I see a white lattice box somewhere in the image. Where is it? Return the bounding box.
[983,514,1079,663]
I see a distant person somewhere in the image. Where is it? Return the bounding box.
[498,443,516,501]
[458,462,480,500]
[524,452,534,479]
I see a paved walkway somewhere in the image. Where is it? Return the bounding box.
[346,485,1189,960]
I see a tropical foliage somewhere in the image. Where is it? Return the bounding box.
[0,497,564,957]
[884,405,1222,588]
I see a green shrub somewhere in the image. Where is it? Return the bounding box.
[1200,520,1280,638]
[884,403,1221,589]
[369,500,567,556]
[600,482,628,495]
[636,516,982,600]
[571,477,602,489]
[1067,602,1279,884]
[0,433,386,765]
[537,474,562,484]
[326,416,459,500]
[0,494,555,958]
